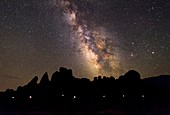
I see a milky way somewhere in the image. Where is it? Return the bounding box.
[1,0,169,91]
[57,0,121,77]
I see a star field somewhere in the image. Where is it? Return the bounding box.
[0,0,170,91]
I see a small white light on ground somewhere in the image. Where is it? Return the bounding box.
[29,96,32,99]
[103,95,106,98]
[62,94,64,97]
[123,95,125,98]
[12,96,15,99]
[142,95,145,98]
[73,96,76,99]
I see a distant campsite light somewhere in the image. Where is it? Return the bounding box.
[62,94,64,97]
[142,95,145,98]
[29,96,32,99]
[12,96,15,99]
[73,96,76,99]
[123,95,125,98]
[103,95,106,98]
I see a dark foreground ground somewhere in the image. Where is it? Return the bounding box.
[0,108,170,115]
[1,104,170,115]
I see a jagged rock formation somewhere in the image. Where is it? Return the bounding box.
[0,67,170,112]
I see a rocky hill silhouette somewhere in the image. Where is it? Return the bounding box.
[0,67,170,114]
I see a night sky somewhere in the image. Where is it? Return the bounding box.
[0,0,170,91]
